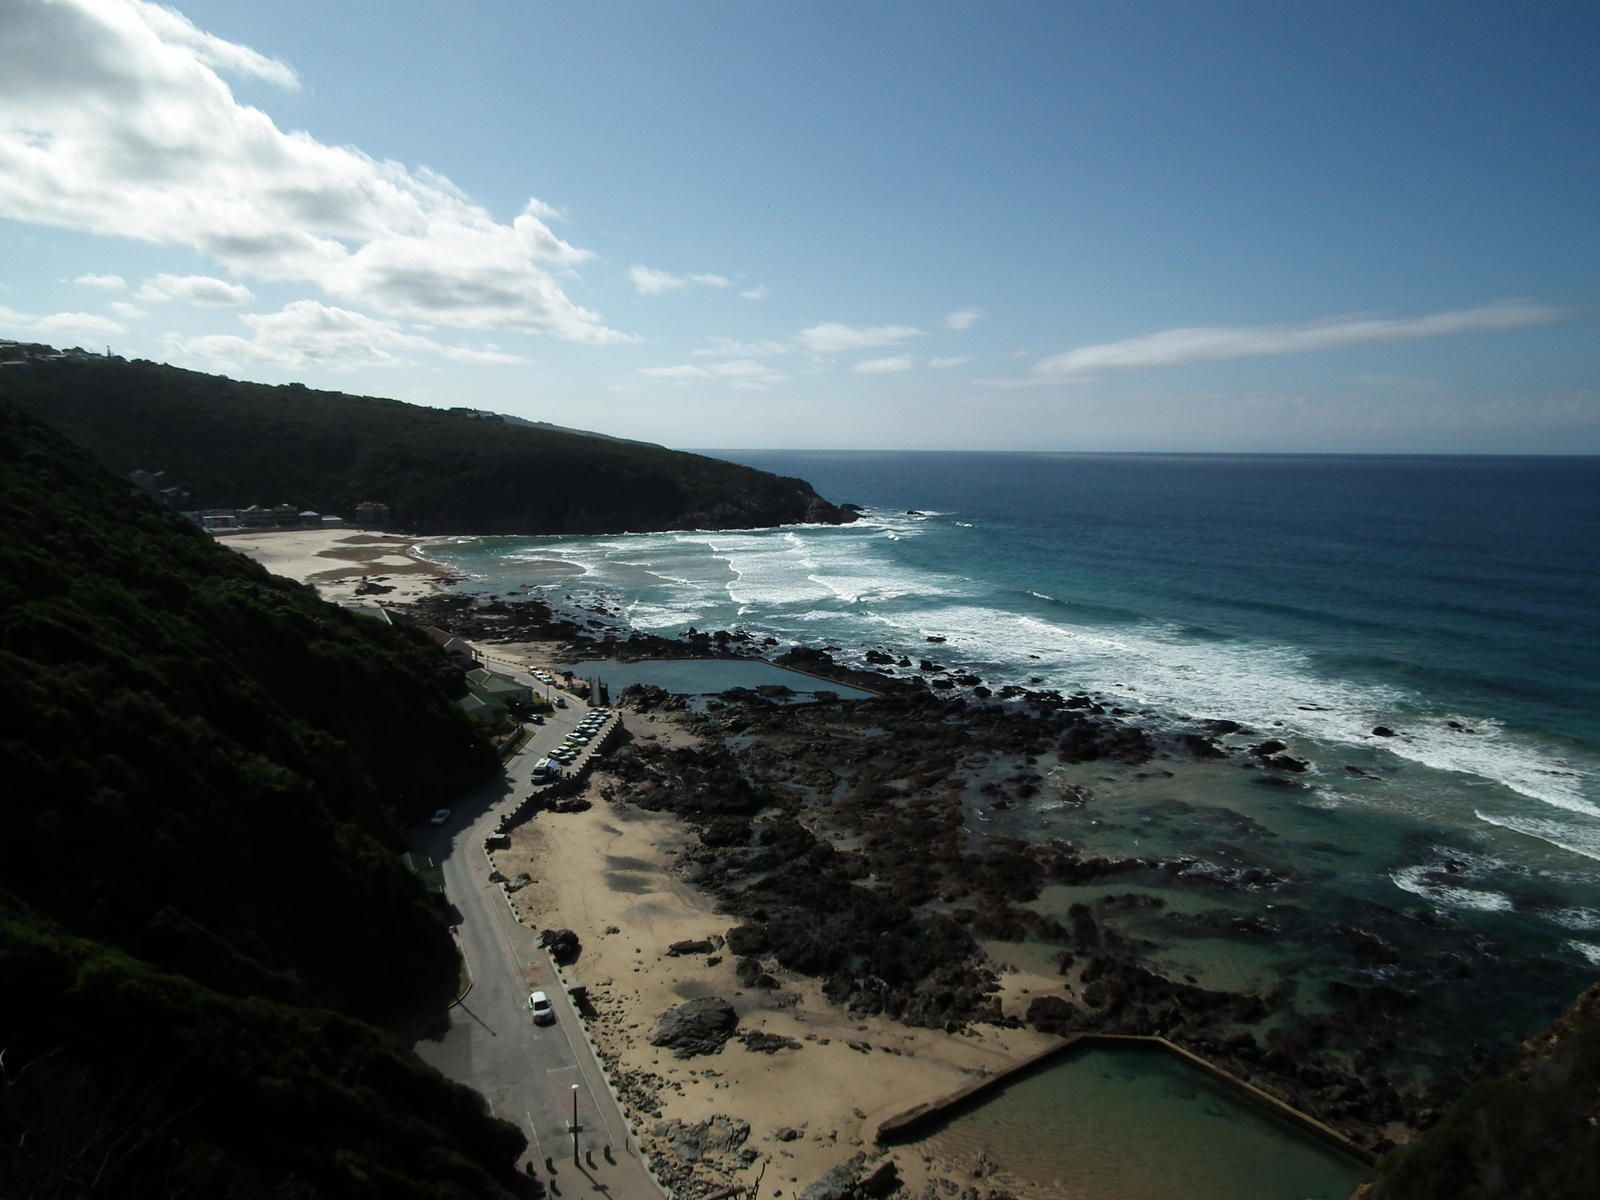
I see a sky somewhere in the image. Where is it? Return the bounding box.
[1,0,1596,453]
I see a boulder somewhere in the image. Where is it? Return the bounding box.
[666,937,718,957]
[539,927,581,964]
[649,996,739,1058]
[799,1152,900,1200]
[652,1114,750,1163]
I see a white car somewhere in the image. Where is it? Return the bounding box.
[528,990,555,1025]
[429,808,451,826]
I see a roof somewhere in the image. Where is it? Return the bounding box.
[465,667,527,696]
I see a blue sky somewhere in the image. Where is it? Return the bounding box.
[2,0,1595,452]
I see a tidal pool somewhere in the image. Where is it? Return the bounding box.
[910,1044,1366,1200]
[567,657,877,701]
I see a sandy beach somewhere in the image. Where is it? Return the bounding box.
[221,527,457,604]
[471,644,1060,1194]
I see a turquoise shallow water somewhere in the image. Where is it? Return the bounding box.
[914,1045,1365,1200]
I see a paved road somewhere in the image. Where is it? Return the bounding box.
[413,666,665,1199]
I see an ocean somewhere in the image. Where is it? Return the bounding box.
[423,450,1600,1057]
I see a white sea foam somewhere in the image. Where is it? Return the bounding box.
[1473,810,1600,863]
[1543,907,1600,931]
[1389,864,1515,912]
[1567,940,1600,966]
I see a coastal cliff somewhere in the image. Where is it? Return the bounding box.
[1359,980,1600,1200]
[0,349,857,534]
[0,403,523,1196]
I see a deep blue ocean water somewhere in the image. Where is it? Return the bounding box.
[425,451,1600,1048]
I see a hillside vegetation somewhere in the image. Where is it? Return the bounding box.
[1,353,856,533]
[0,403,522,1196]
[1364,981,1600,1200]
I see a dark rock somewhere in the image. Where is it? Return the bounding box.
[649,997,739,1058]
[666,938,718,957]
[652,1113,750,1162]
[1177,732,1227,759]
[1026,994,1080,1034]
[774,1125,803,1142]
[1250,739,1288,757]
[539,927,581,964]
[799,1152,898,1200]
[1372,725,1396,737]
[742,1030,803,1053]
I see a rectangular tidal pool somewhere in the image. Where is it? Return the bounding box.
[566,657,877,701]
[906,1043,1367,1200]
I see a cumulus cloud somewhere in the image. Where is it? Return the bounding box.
[638,358,786,390]
[0,0,623,343]
[853,355,914,375]
[944,308,981,331]
[138,272,254,306]
[1,303,125,339]
[795,322,923,354]
[630,265,732,295]
[741,284,770,301]
[1033,302,1570,378]
[928,355,971,369]
[168,298,528,370]
[69,272,126,290]
[109,300,148,319]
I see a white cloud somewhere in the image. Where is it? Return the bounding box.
[138,272,254,306]
[630,265,732,296]
[928,355,971,369]
[1,303,125,339]
[638,358,786,389]
[795,321,923,354]
[130,1,299,90]
[853,355,914,375]
[69,272,126,290]
[109,300,148,319]
[629,266,687,295]
[741,284,770,301]
[0,0,623,343]
[168,298,528,370]
[693,335,791,358]
[1033,302,1570,378]
[944,308,982,331]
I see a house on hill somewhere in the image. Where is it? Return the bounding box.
[421,625,478,666]
[455,666,532,723]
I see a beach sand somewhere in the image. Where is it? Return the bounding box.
[487,693,1059,1193]
[220,527,456,604]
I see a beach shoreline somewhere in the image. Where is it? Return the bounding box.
[231,524,1515,1194]
[221,527,457,605]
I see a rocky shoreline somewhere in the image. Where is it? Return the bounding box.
[400,590,1538,1189]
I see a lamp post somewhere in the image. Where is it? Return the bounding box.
[570,1083,580,1164]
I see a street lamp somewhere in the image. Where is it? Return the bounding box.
[570,1083,580,1164]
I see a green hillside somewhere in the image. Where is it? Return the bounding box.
[0,352,856,533]
[0,402,522,1196]
[1364,982,1600,1200]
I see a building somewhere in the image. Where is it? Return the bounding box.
[421,625,479,666]
[460,667,533,720]
[354,500,392,528]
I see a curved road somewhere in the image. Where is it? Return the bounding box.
[413,666,666,1199]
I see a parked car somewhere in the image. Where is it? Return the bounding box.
[429,808,451,826]
[528,990,555,1025]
